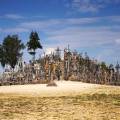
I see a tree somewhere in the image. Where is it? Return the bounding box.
[27,31,42,61]
[100,62,108,71]
[0,44,6,68]
[1,35,24,70]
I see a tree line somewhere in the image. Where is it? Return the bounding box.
[0,31,42,70]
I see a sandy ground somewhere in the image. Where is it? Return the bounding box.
[0,80,102,96]
[0,81,120,120]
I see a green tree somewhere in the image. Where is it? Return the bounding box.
[0,44,6,68]
[100,62,108,71]
[27,31,42,61]
[1,35,24,70]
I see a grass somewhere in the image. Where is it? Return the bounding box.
[0,85,120,120]
[0,93,120,120]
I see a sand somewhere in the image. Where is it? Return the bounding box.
[0,80,101,96]
[0,81,120,120]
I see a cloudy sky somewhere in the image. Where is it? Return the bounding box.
[0,0,120,71]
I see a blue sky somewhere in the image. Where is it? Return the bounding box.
[0,0,120,72]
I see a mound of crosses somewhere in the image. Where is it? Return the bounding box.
[0,46,120,86]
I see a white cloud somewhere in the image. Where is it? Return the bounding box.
[68,0,120,13]
[1,16,120,52]
[67,1,97,13]
[115,39,120,44]
[44,48,55,55]
[15,16,120,49]
[70,0,103,13]
[19,16,120,31]
[19,17,99,30]
[0,14,48,20]
[4,14,24,19]
[2,28,29,33]
[45,26,120,48]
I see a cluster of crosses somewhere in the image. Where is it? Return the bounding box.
[0,46,120,86]
[63,47,120,85]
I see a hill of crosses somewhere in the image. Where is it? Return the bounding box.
[0,46,120,86]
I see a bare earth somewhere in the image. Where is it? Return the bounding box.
[0,81,120,120]
[0,81,101,96]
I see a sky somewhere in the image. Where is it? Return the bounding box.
[0,0,120,72]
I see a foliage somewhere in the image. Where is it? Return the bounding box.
[100,62,108,70]
[0,44,6,67]
[1,35,24,69]
[27,31,42,60]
